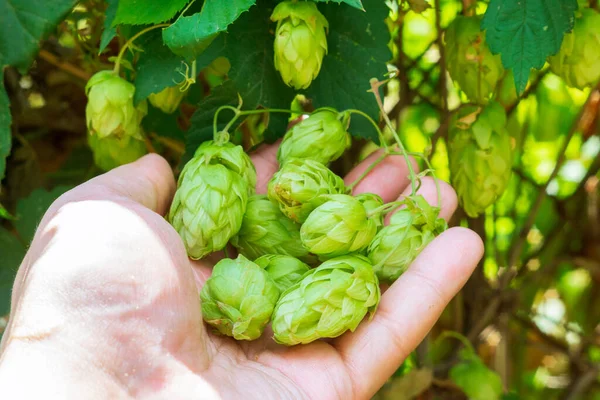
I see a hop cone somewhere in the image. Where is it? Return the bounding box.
[85,70,147,140]
[88,131,147,171]
[149,85,188,114]
[200,255,280,340]
[355,193,384,231]
[300,194,377,259]
[445,15,504,104]
[255,254,311,292]
[549,9,600,90]
[368,195,447,282]
[230,195,315,263]
[272,255,380,345]
[271,0,329,90]
[449,102,512,217]
[268,158,346,223]
[277,109,350,166]
[168,141,256,259]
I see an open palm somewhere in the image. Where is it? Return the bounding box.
[0,145,482,399]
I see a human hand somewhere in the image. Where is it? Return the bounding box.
[0,146,483,399]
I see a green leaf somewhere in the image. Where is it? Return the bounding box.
[312,0,364,10]
[481,0,578,94]
[163,0,256,60]
[0,227,25,315]
[0,203,14,220]
[0,0,77,71]
[305,0,392,142]
[99,0,119,54]
[0,69,10,181]
[113,0,190,26]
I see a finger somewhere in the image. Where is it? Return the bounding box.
[334,227,484,398]
[343,149,419,203]
[250,141,281,195]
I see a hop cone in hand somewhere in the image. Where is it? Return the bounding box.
[445,15,504,104]
[86,70,147,140]
[277,109,350,166]
[368,195,447,282]
[549,9,600,90]
[268,158,346,223]
[88,131,147,171]
[300,194,377,259]
[449,102,512,217]
[271,0,329,90]
[255,254,311,292]
[230,195,314,263]
[168,141,256,259]
[355,193,385,231]
[149,85,188,114]
[200,255,280,341]
[272,255,380,345]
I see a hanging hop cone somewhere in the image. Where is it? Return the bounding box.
[85,70,147,140]
[268,158,346,223]
[272,255,380,345]
[355,192,385,232]
[271,0,329,90]
[230,195,315,264]
[549,9,600,90]
[168,141,257,259]
[368,195,447,282]
[445,15,504,104]
[277,109,351,166]
[148,85,188,114]
[449,102,512,217]
[300,194,378,259]
[200,255,280,341]
[88,130,147,171]
[254,254,311,292]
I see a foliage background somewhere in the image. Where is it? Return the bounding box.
[1,0,600,398]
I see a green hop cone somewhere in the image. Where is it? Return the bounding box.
[272,255,380,345]
[254,254,311,292]
[368,195,447,282]
[200,255,280,341]
[445,15,504,104]
[168,141,256,259]
[148,85,188,114]
[449,102,512,217]
[85,70,147,140]
[271,0,329,90]
[355,192,384,231]
[300,194,377,259]
[268,158,346,223]
[277,109,350,165]
[88,130,147,171]
[230,195,315,263]
[549,9,600,90]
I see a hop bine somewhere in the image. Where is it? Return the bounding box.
[254,254,311,292]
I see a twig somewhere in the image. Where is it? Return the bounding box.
[560,364,600,400]
[38,49,92,81]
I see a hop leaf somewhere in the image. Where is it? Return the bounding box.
[148,85,188,114]
[300,194,377,259]
[549,9,600,90]
[255,254,311,292]
[88,131,147,171]
[231,195,316,263]
[85,70,147,140]
[268,158,346,223]
[449,349,503,400]
[200,255,280,341]
[271,0,329,90]
[355,192,384,231]
[277,109,350,166]
[449,102,512,217]
[272,255,380,345]
[368,195,447,282]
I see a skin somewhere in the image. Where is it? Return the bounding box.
[0,144,483,400]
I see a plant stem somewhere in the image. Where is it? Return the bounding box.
[113,24,170,75]
[345,109,389,150]
[347,153,387,191]
[212,105,299,143]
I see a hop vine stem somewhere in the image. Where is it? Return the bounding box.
[113,24,170,76]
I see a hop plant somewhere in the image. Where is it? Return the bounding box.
[268,158,346,223]
[272,255,380,345]
[449,102,512,217]
[254,254,311,292]
[85,70,147,140]
[230,195,315,263]
[355,193,384,231]
[277,109,350,166]
[200,255,280,341]
[368,195,447,282]
[88,131,147,171]
[168,141,256,259]
[271,0,329,90]
[549,9,600,90]
[445,15,504,104]
[300,194,377,259]
[148,85,188,114]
